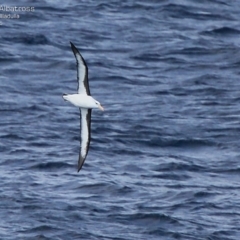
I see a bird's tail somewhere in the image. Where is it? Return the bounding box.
[62,94,68,101]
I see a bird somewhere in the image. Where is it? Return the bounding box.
[63,42,104,172]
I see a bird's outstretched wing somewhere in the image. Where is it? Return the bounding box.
[70,42,90,95]
[78,108,91,171]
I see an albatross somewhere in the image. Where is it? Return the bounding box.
[63,42,104,172]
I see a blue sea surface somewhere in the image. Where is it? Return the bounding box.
[1,0,240,239]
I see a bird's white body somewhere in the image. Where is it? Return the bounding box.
[63,94,100,109]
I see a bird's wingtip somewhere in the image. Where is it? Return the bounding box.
[70,42,78,54]
[77,155,85,172]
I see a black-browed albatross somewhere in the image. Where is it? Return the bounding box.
[63,42,104,172]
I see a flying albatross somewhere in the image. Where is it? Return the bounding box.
[63,42,104,172]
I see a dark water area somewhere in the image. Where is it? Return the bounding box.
[1,0,240,239]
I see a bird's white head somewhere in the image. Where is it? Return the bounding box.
[95,101,104,111]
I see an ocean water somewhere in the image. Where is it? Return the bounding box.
[1,0,240,239]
